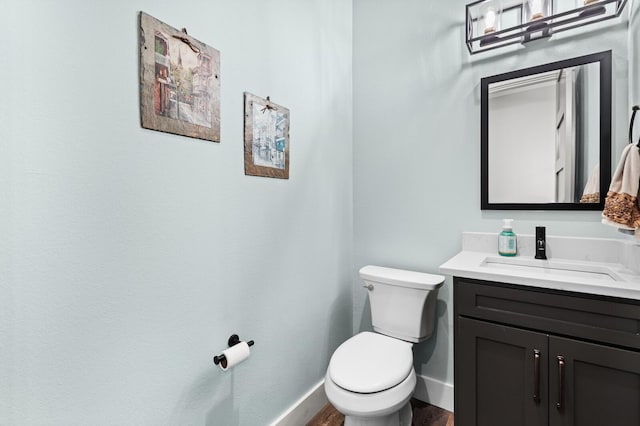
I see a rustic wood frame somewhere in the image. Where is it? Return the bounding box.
[243,92,290,179]
[139,12,221,142]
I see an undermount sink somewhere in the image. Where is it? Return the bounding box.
[480,256,624,282]
[439,232,640,300]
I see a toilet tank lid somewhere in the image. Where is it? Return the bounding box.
[359,265,445,290]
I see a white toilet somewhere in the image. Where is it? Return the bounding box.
[324,265,445,426]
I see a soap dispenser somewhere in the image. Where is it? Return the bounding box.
[499,219,517,257]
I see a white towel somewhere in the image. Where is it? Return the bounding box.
[580,163,599,204]
[602,144,640,239]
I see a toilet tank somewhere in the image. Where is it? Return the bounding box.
[360,265,445,343]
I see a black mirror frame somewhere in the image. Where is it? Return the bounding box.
[481,50,612,211]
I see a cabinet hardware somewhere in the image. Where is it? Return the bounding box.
[533,349,541,402]
[557,355,565,410]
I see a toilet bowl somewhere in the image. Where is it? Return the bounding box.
[324,265,444,426]
[325,332,416,425]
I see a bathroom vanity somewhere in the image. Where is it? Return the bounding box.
[440,233,640,426]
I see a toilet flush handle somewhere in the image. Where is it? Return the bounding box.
[363,284,374,291]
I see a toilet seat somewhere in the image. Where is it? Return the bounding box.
[324,368,417,418]
[328,332,413,393]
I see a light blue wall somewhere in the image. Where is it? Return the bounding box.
[3,1,637,422]
[0,1,352,424]
[353,0,631,386]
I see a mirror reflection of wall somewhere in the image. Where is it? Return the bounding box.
[630,0,640,108]
[487,62,600,204]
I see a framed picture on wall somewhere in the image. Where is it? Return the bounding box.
[243,92,290,179]
[139,12,221,142]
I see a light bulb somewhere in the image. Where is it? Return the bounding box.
[530,0,544,19]
[485,9,497,33]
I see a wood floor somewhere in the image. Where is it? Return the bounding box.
[307,399,454,426]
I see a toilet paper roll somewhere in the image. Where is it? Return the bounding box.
[219,342,251,371]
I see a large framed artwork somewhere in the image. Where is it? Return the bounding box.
[243,93,290,179]
[139,12,221,142]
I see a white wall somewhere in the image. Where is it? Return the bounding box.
[0,1,353,425]
[353,0,630,388]
[489,85,557,203]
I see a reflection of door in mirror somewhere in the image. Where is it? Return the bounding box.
[487,63,600,204]
[575,65,601,203]
[554,68,576,203]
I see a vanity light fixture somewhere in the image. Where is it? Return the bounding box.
[466,0,628,54]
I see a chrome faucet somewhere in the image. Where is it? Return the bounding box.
[535,226,547,260]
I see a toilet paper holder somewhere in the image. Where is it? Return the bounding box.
[213,334,254,366]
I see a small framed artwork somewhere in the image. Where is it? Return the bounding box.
[139,12,221,142]
[244,92,290,179]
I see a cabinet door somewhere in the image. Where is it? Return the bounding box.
[456,317,548,426]
[549,336,640,426]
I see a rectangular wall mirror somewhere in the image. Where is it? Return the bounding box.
[481,50,612,210]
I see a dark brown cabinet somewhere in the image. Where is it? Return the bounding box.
[548,336,640,426]
[457,317,548,426]
[454,277,640,426]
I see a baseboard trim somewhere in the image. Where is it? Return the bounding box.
[270,380,328,426]
[270,374,453,425]
[413,374,454,413]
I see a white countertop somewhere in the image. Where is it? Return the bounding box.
[439,232,640,301]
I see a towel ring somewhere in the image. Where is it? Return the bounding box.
[630,105,640,148]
